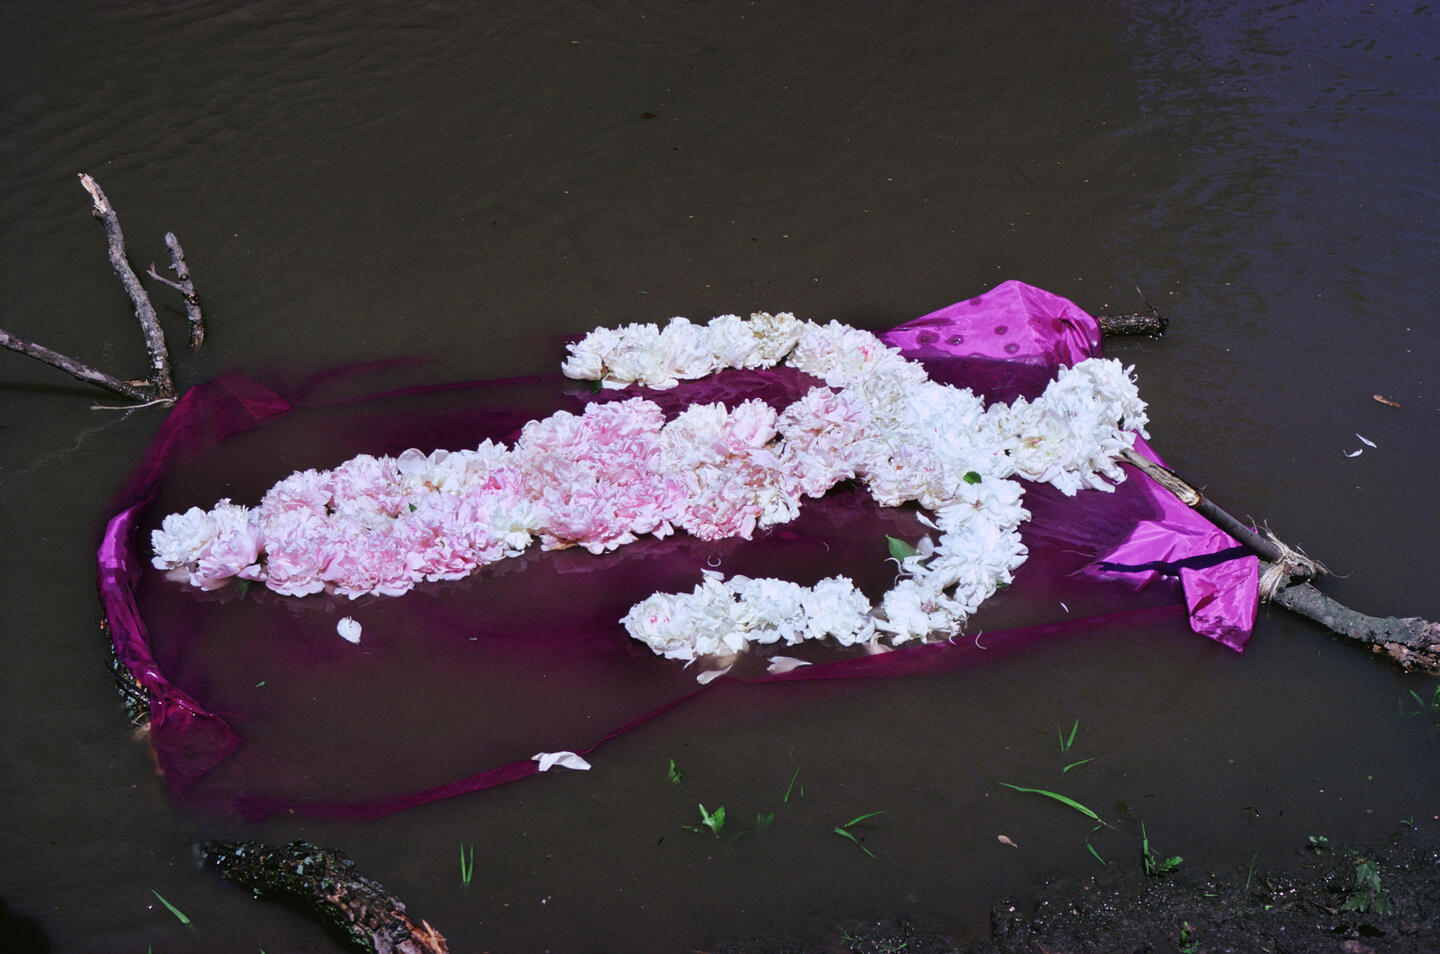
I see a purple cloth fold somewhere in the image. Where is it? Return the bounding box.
[98,280,1256,820]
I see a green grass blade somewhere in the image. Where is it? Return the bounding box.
[833,826,877,858]
[783,766,802,803]
[840,810,885,829]
[999,782,1108,827]
[1061,757,1095,773]
[151,889,191,925]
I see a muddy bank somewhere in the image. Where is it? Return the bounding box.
[711,826,1440,954]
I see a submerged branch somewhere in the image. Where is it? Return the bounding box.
[1122,446,1440,674]
[201,840,448,954]
[1264,570,1440,673]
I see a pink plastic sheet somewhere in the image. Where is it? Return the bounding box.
[99,281,1257,820]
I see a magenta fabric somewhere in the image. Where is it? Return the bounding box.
[99,281,1257,820]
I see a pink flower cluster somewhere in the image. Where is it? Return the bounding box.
[152,396,848,599]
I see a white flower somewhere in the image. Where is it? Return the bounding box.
[875,578,964,644]
[801,576,876,646]
[745,311,803,365]
[151,506,217,571]
[561,326,622,381]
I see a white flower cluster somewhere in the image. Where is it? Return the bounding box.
[623,572,875,664]
[568,313,1150,670]
[562,312,804,390]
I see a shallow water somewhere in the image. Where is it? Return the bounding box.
[2,1,1438,951]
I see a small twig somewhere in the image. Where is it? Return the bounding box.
[78,173,174,397]
[148,231,205,350]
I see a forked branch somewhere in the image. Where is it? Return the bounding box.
[0,174,205,404]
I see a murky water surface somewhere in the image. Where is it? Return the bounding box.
[2,2,1437,951]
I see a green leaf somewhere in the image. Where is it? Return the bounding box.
[963,471,982,485]
[755,811,774,832]
[886,535,917,560]
[1061,757,1096,773]
[151,889,190,925]
[667,758,683,785]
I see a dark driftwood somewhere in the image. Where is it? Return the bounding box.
[201,840,448,954]
[1096,309,1167,337]
[1096,288,1167,337]
[1264,571,1440,673]
[0,174,198,404]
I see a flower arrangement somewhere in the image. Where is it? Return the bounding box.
[152,312,1148,675]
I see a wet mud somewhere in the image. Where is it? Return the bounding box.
[712,826,1440,954]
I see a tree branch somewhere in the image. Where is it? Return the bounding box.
[201,840,449,954]
[148,231,205,351]
[1265,570,1440,672]
[1,175,206,405]
[77,173,174,397]
[0,328,155,402]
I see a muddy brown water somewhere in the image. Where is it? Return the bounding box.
[2,2,1437,952]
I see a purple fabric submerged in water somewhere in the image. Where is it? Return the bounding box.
[99,281,1257,820]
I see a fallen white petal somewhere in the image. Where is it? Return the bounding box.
[997,834,1019,848]
[533,751,591,772]
[695,664,733,685]
[766,656,812,674]
[1344,448,1363,458]
[1356,433,1376,447]
[337,617,362,644]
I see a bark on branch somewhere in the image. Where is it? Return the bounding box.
[77,173,174,397]
[147,231,205,351]
[200,840,449,954]
[1264,570,1440,673]
[1,174,203,404]
[0,327,156,402]
[1096,288,1168,337]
